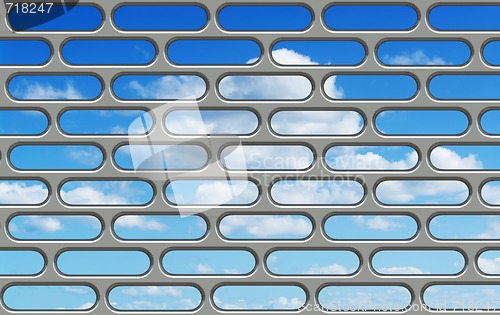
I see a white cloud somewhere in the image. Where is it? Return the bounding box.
[0,181,48,204]
[482,183,500,205]
[219,75,312,100]
[271,180,364,205]
[219,215,312,238]
[221,145,313,170]
[128,76,206,100]
[15,81,83,100]
[378,266,428,275]
[353,216,405,231]
[329,147,418,170]
[120,286,182,297]
[194,263,214,274]
[60,186,127,205]
[170,181,257,206]
[272,48,318,65]
[22,216,63,233]
[324,76,344,99]
[271,110,363,135]
[383,50,447,66]
[115,215,166,232]
[476,221,500,239]
[376,180,468,204]
[111,125,126,134]
[78,302,94,310]
[67,148,103,166]
[269,296,305,309]
[430,147,483,169]
[478,257,500,274]
[304,264,350,275]
[64,287,91,295]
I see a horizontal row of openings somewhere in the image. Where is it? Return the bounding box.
[0,248,488,277]
[16,38,500,67]
[2,178,500,206]
[9,214,500,242]
[10,4,500,32]
[6,284,500,311]
[17,73,500,101]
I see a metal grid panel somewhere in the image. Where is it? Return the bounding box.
[0,0,498,314]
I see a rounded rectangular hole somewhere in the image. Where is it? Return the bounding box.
[8,74,102,101]
[114,144,208,171]
[8,215,102,241]
[218,75,312,101]
[162,249,255,275]
[113,214,207,241]
[270,110,364,136]
[377,40,471,66]
[324,74,417,100]
[165,109,259,136]
[483,41,500,66]
[218,5,312,31]
[3,285,96,311]
[376,180,469,206]
[423,285,500,311]
[59,109,153,136]
[372,250,464,275]
[108,285,202,311]
[219,214,313,240]
[478,250,500,275]
[0,110,48,136]
[481,110,500,135]
[0,250,45,275]
[60,180,153,206]
[323,5,418,31]
[167,39,261,65]
[8,4,103,32]
[0,39,51,65]
[375,109,469,136]
[430,145,500,170]
[266,250,359,276]
[429,75,500,100]
[113,74,206,101]
[270,179,364,205]
[113,5,208,31]
[324,215,418,241]
[325,145,418,171]
[271,40,365,66]
[165,180,259,206]
[318,285,412,312]
[0,180,48,205]
[220,145,314,171]
[56,250,150,276]
[62,39,156,66]
[429,5,500,31]
[10,144,103,170]
[429,214,500,240]
[481,181,500,206]
[213,285,306,311]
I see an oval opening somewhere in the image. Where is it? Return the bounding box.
[0,180,48,205]
[60,180,154,206]
[266,250,359,276]
[0,110,48,135]
[10,145,103,170]
[220,145,314,171]
[423,285,500,311]
[219,214,313,240]
[429,5,500,31]
[481,181,500,206]
[165,109,259,136]
[162,250,255,275]
[430,214,500,240]
[481,110,500,135]
[478,250,500,275]
[376,180,469,205]
[113,74,206,101]
[270,110,364,136]
[114,214,207,240]
[430,145,500,170]
[9,215,102,240]
[430,75,500,100]
[108,285,202,311]
[0,250,45,275]
[219,75,312,101]
[324,215,418,240]
[325,145,418,171]
[271,180,364,205]
[57,250,151,276]
[0,39,51,65]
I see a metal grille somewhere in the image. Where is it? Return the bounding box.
[1,0,499,314]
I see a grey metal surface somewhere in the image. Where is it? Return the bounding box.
[0,0,498,314]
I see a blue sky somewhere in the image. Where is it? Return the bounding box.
[4,3,500,312]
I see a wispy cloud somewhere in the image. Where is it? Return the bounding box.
[353,216,405,231]
[13,81,83,100]
[0,181,48,204]
[383,50,447,66]
[378,266,428,275]
[114,215,166,232]
[219,215,312,238]
[127,76,205,100]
